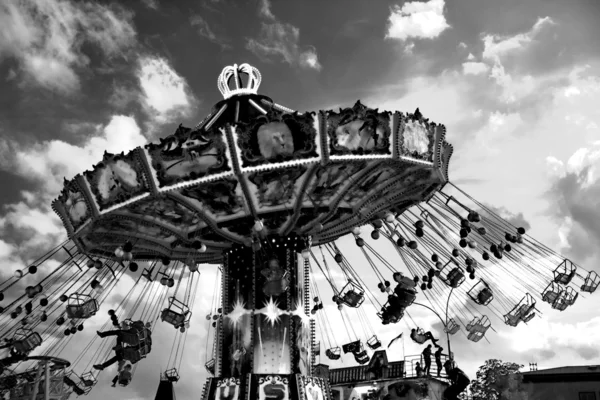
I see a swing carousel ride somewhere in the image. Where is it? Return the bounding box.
[0,63,597,400]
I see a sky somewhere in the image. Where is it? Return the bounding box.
[0,0,599,398]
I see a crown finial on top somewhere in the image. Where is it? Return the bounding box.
[217,63,262,99]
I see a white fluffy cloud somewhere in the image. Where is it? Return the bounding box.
[385,0,450,41]
[137,56,198,124]
[462,61,489,75]
[0,0,136,93]
[482,17,555,61]
[246,0,322,71]
[0,115,146,195]
[470,17,557,104]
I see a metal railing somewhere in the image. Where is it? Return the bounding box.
[328,361,405,385]
[403,354,450,379]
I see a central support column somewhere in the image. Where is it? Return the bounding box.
[201,235,332,400]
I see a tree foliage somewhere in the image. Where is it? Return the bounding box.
[466,359,525,400]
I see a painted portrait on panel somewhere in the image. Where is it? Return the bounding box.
[147,125,229,187]
[236,112,318,167]
[326,101,391,156]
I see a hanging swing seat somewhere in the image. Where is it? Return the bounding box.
[541,282,563,304]
[325,347,341,360]
[161,297,191,329]
[342,340,362,354]
[393,283,417,308]
[581,271,600,293]
[119,320,150,346]
[443,267,466,288]
[504,294,536,327]
[467,280,493,305]
[339,281,365,308]
[205,359,215,375]
[79,372,97,388]
[553,259,577,285]
[63,373,87,396]
[385,296,407,321]
[466,316,491,342]
[122,345,150,364]
[410,328,428,344]
[444,318,460,335]
[12,329,42,354]
[367,335,382,350]
[164,368,180,382]
[354,350,370,365]
[65,293,98,319]
[552,287,578,311]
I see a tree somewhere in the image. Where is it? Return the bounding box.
[466,359,526,400]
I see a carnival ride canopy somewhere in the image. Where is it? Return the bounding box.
[0,63,597,399]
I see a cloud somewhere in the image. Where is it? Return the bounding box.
[0,0,136,93]
[189,14,231,49]
[481,204,531,231]
[545,142,600,262]
[385,0,450,41]
[462,61,489,75]
[136,56,198,124]
[482,17,555,62]
[0,115,146,195]
[258,0,275,20]
[141,0,159,9]
[246,0,321,71]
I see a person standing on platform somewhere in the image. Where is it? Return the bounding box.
[422,344,432,376]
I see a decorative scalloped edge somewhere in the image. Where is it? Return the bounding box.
[51,199,74,239]
[135,147,159,195]
[329,153,393,162]
[140,147,161,190]
[241,156,320,175]
[398,155,434,166]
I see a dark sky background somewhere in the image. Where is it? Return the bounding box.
[0,0,599,398]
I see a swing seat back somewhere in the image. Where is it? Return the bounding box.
[343,291,362,307]
[161,309,185,327]
[521,312,535,323]
[66,299,98,319]
[354,351,369,365]
[366,336,381,350]
[446,268,465,288]
[394,287,416,308]
[444,319,460,335]
[326,348,341,360]
[122,347,146,363]
[13,332,42,354]
[477,288,493,305]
